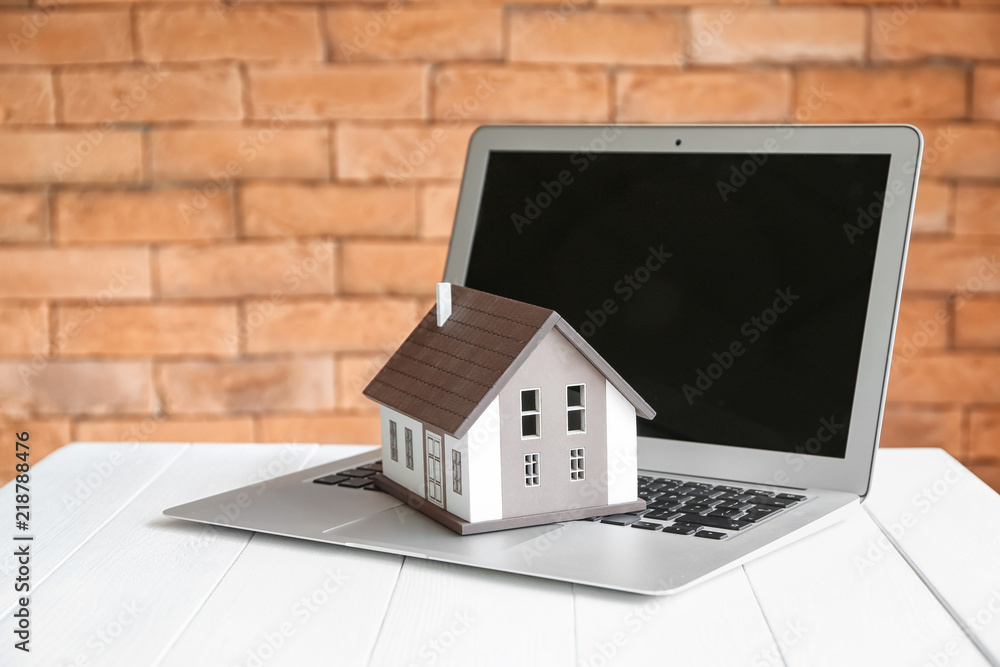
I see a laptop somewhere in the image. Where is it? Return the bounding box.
[165,124,922,595]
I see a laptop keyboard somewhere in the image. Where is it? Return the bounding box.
[312,461,385,491]
[313,463,807,540]
[583,475,807,540]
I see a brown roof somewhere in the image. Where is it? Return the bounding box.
[363,285,655,438]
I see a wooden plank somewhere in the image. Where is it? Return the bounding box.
[0,443,323,665]
[573,567,783,666]
[867,448,1000,663]
[744,507,990,667]
[368,558,576,667]
[0,442,187,591]
[158,534,402,667]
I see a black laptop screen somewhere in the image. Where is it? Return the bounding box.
[464,150,892,459]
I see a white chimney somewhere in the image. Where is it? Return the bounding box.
[436,282,452,326]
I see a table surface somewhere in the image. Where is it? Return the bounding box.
[1,443,998,667]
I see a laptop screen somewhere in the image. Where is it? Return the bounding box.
[464,150,892,460]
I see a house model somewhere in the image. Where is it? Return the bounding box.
[363,283,656,535]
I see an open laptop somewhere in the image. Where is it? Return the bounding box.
[165,124,922,595]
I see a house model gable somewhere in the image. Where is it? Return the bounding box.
[363,283,655,535]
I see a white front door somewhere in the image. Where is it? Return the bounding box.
[425,433,444,507]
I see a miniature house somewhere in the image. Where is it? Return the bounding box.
[363,283,655,535]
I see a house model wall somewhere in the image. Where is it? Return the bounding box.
[363,283,655,535]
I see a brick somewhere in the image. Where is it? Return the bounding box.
[327,6,501,61]
[892,297,948,365]
[0,130,142,184]
[341,241,447,295]
[419,183,459,239]
[688,8,865,65]
[0,303,47,356]
[887,354,1000,403]
[970,409,1000,462]
[0,247,150,299]
[974,66,1000,121]
[58,65,242,124]
[157,241,334,299]
[54,304,238,357]
[968,464,1000,494]
[0,360,154,415]
[249,64,425,121]
[433,65,609,123]
[600,0,766,4]
[0,417,70,484]
[0,71,53,124]
[158,358,334,414]
[794,67,965,122]
[336,353,389,411]
[241,183,416,238]
[911,180,951,235]
[509,9,683,66]
[57,189,234,243]
[904,239,1000,294]
[337,123,477,182]
[0,190,47,242]
[138,7,322,62]
[872,10,1000,61]
[151,126,329,181]
[879,405,962,458]
[954,299,1000,348]
[244,297,419,354]
[257,414,379,445]
[617,70,790,123]
[955,185,1000,236]
[0,10,131,65]
[75,417,254,444]
[918,124,1000,180]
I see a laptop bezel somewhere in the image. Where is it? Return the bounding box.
[443,124,922,500]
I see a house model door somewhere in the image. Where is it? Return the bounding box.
[425,433,444,507]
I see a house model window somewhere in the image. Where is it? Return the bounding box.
[521,389,541,439]
[570,448,585,481]
[567,384,586,433]
[389,421,398,462]
[525,453,540,487]
[404,428,414,470]
[452,450,462,495]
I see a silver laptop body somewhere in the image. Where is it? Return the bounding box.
[166,124,922,595]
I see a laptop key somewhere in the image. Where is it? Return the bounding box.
[744,496,797,508]
[601,514,641,526]
[662,523,699,535]
[338,477,373,488]
[744,508,781,522]
[631,521,663,531]
[707,508,744,519]
[776,493,807,501]
[646,510,683,521]
[694,530,727,540]
[340,468,376,478]
[359,462,383,472]
[313,474,348,485]
[747,489,775,496]
[676,514,752,531]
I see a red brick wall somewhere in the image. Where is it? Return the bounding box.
[0,1,998,490]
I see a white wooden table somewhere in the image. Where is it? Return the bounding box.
[2,443,998,667]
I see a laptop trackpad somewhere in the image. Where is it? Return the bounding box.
[324,506,563,559]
